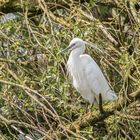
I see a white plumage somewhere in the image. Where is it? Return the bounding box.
[60,38,117,105]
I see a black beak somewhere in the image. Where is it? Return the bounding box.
[58,44,74,54]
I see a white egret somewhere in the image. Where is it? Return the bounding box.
[60,38,117,113]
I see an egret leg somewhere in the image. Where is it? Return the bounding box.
[85,101,89,113]
[99,93,105,114]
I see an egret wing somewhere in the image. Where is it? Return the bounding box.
[80,54,110,96]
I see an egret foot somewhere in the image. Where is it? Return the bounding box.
[99,93,105,114]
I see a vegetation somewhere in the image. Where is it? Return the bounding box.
[0,0,140,139]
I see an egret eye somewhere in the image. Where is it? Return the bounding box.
[72,43,76,46]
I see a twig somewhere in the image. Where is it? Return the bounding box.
[38,84,140,140]
[11,125,33,140]
[38,0,70,27]
[0,57,28,65]
[0,79,61,123]
[40,92,139,139]
[127,1,140,24]
[0,114,45,135]
[79,9,118,46]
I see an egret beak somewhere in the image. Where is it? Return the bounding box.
[59,44,73,54]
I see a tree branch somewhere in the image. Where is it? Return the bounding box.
[79,9,119,46]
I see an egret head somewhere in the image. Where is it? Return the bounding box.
[69,38,85,49]
[59,38,85,54]
[59,38,102,54]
